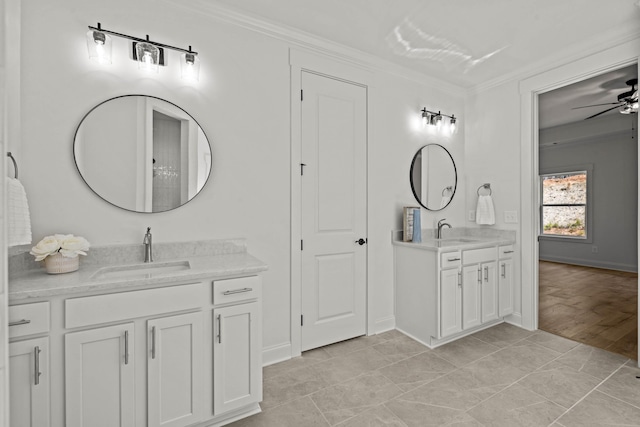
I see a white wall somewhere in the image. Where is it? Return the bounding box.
[465,80,523,320]
[539,114,638,271]
[18,0,464,360]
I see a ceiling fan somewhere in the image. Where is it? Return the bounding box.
[572,78,638,120]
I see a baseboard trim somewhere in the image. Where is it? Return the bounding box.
[540,255,638,273]
[262,342,292,367]
[374,315,396,334]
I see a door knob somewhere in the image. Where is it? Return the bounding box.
[355,238,367,245]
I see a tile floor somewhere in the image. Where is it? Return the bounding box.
[229,323,640,427]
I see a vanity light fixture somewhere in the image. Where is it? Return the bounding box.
[86,23,200,80]
[420,108,458,134]
[86,23,112,64]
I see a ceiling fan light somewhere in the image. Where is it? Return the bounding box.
[620,104,634,115]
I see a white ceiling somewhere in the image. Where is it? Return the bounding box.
[211,0,640,88]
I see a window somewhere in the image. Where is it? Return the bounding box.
[540,170,588,239]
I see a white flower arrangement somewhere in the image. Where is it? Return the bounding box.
[30,234,91,262]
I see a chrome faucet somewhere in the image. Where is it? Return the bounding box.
[143,227,153,263]
[437,219,451,239]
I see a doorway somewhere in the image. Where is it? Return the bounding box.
[519,42,640,364]
[299,71,368,352]
[289,49,374,357]
[536,65,638,360]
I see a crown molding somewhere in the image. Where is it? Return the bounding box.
[471,30,640,95]
[160,0,466,97]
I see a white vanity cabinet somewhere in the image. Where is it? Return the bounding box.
[395,238,515,348]
[65,283,206,427]
[212,276,262,416]
[9,337,50,427]
[8,302,51,427]
[498,245,515,317]
[65,323,136,427]
[147,311,204,427]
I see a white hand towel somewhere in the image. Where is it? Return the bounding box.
[8,177,32,246]
[475,194,495,225]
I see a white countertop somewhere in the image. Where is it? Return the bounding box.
[391,228,516,252]
[9,240,268,302]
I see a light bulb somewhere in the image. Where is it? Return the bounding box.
[181,52,200,82]
[86,30,112,64]
[449,116,457,134]
[421,109,429,128]
[435,113,443,128]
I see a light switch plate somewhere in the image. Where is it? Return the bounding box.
[504,211,518,223]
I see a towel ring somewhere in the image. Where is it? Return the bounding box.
[441,186,453,196]
[7,152,18,179]
[477,183,491,196]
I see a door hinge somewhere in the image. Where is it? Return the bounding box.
[301,89,303,101]
[301,315,304,326]
[301,239,303,250]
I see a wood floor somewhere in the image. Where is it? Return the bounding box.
[539,260,638,360]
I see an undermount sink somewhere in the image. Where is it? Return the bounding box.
[91,260,191,280]
[422,237,480,247]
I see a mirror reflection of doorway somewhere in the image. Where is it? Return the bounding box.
[537,64,638,360]
[152,111,183,212]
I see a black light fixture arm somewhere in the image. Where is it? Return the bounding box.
[89,23,198,55]
[421,107,455,120]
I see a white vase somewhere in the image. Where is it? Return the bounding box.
[44,253,79,274]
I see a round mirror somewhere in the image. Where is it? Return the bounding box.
[73,95,212,213]
[410,144,457,211]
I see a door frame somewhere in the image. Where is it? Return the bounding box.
[519,39,639,363]
[289,48,375,357]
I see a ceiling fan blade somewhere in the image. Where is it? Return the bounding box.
[572,102,622,110]
[584,105,621,120]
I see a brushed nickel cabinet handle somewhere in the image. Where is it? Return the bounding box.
[34,346,42,386]
[501,263,506,278]
[447,257,461,262]
[124,330,129,365]
[9,319,31,327]
[151,326,157,360]
[503,250,514,254]
[217,315,222,344]
[222,288,253,296]
[484,266,489,282]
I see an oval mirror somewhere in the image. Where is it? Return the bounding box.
[73,95,212,213]
[410,144,457,211]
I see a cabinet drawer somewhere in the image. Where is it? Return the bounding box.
[9,302,50,338]
[213,276,261,305]
[66,282,205,329]
[499,245,515,258]
[463,247,497,265]
[441,251,461,269]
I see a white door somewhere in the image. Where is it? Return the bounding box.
[300,71,368,351]
[148,312,204,427]
[440,269,462,338]
[65,323,135,427]
[462,265,482,330]
[213,302,262,415]
[9,337,50,427]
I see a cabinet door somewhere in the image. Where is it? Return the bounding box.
[213,302,262,415]
[462,265,482,330]
[148,312,204,427]
[9,337,50,427]
[439,269,462,338]
[65,323,135,427]
[481,262,498,323]
[499,259,514,317]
